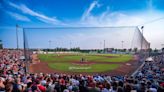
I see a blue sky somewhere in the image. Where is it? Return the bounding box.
[0,0,164,49]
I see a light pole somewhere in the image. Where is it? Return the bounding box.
[104,40,106,49]
[121,41,124,55]
[121,41,124,49]
[16,24,19,49]
[104,40,106,53]
[49,40,52,49]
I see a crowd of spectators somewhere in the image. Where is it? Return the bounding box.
[0,49,164,92]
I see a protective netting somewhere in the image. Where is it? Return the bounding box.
[131,27,150,50]
[23,30,31,60]
[23,29,32,73]
[23,26,149,50]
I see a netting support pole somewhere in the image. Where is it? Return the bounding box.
[16,24,19,50]
[141,26,144,51]
[23,28,28,74]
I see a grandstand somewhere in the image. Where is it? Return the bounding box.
[0,47,164,92]
[1,22,163,92]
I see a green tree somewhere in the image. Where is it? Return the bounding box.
[154,48,158,53]
[128,48,132,52]
[123,49,127,52]
[133,48,138,53]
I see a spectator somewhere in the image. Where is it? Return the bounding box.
[0,49,163,92]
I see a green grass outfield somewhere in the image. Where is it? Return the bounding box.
[48,63,120,72]
[38,53,132,63]
[38,53,133,73]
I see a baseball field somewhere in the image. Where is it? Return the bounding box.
[29,53,139,75]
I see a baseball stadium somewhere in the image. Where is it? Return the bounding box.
[25,27,149,75]
[0,0,164,92]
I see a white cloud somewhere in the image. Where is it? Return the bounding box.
[8,1,62,25]
[78,12,144,27]
[6,0,164,49]
[6,11,31,22]
[81,1,99,21]
[73,6,164,49]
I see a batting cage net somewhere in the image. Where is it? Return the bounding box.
[23,26,150,71]
[23,26,149,49]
